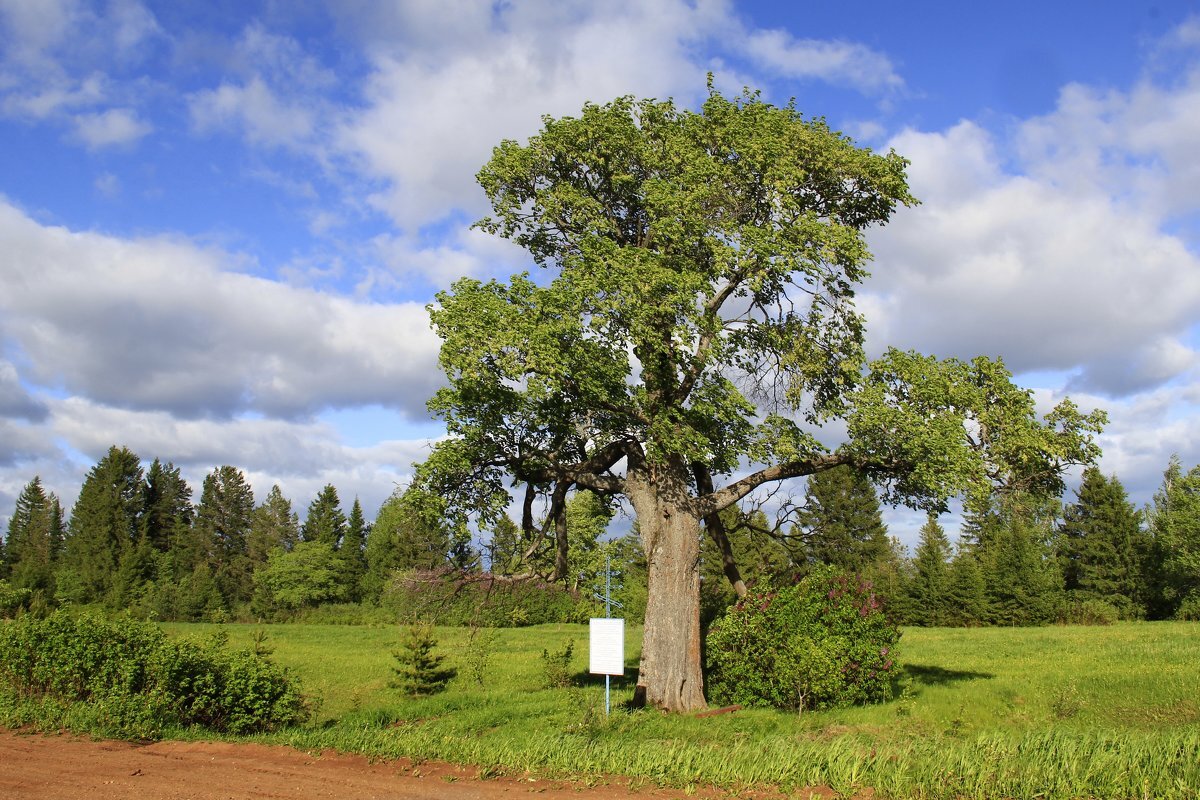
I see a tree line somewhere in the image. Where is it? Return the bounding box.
[2,444,1198,625]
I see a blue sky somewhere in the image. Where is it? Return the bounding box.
[3,0,1200,547]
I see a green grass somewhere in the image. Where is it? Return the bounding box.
[138,620,1200,799]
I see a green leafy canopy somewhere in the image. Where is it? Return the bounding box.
[417,83,1105,531]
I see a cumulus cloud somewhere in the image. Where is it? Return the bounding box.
[71,106,151,148]
[0,360,47,422]
[737,29,903,92]
[864,118,1200,397]
[330,0,900,230]
[186,23,335,151]
[0,200,442,420]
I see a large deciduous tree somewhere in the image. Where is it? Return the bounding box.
[414,86,1104,712]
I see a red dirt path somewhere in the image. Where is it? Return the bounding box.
[0,729,825,800]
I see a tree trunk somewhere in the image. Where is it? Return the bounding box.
[628,457,707,713]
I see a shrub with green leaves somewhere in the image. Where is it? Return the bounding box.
[706,566,900,711]
[540,639,575,688]
[0,610,308,737]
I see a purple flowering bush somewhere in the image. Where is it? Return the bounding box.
[705,565,900,711]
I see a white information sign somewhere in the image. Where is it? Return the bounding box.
[588,618,625,676]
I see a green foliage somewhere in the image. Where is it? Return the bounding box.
[1057,466,1145,618]
[540,639,575,688]
[0,610,307,737]
[60,445,144,604]
[301,484,346,549]
[706,566,900,711]
[389,623,456,696]
[909,513,952,626]
[1060,597,1119,625]
[1146,456,1200,619]
[362,488,453,603]
[253,541,349,616]
[797,466,890,573]
[0,579,32,618]
[380,569,579,627]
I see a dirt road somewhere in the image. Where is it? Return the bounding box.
[0,730,806,800]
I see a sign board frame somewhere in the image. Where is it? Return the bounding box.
[588,617,625,676]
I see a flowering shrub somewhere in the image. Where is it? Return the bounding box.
[705,566,901,711]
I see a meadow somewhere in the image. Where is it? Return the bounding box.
[153,620,1200,799]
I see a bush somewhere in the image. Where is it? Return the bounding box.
[540,640,575,689]
[705,566,901,712]
[0,610,309,737]
[0,580,32,619]
[1176,592,1200,621]
[1061,598,1119,626]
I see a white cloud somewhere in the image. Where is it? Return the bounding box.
[737,29,902,92]
[71,107,151,148]
[0,199,442,420]
[331,0,900,230]
[864,119,1200,396]
[190,78,315,149]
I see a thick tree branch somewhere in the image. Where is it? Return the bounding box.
[693,463,747,598]
[693,452,858,518]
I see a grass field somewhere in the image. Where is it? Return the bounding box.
[150,620,1200,799]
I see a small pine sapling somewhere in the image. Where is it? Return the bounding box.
[390,622,457,696]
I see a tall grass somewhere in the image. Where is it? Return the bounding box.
[95,621,1200,798]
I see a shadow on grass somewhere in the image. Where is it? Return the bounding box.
[903,663,994,687]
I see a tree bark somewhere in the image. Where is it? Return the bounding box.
[627,455,707,713]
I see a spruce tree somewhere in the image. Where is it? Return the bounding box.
[1058,466,1145,618]
[909,513,952,626]
[797,465,889,573]
[1145,456,1200,618]
[59,446,144,604]
[339,497,368,601]
[5,477,61,596]
[974,494,1063,626]
[193,465,256,606]
[142,459,193,553]
[247,484,300,565]
[945,547,987,626]
[301,484,346,549]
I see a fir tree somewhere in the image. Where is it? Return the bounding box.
[909,513,953,626]
[974,494,1063,626]
[797,466,889,573]
[945,547,988,626]
[338,497,369,601]
[365,489,451,590]
[1145,456,1200,618]
[4,477,62,596]
[247,484,300,565]
[301,484,346,549]
[59,446,144,604]
[142,459,193,553]
[194,465,256,606]
[390,623,456,696]
[1058,466,1146,618]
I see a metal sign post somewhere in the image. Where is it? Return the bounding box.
[587,554,624,715]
